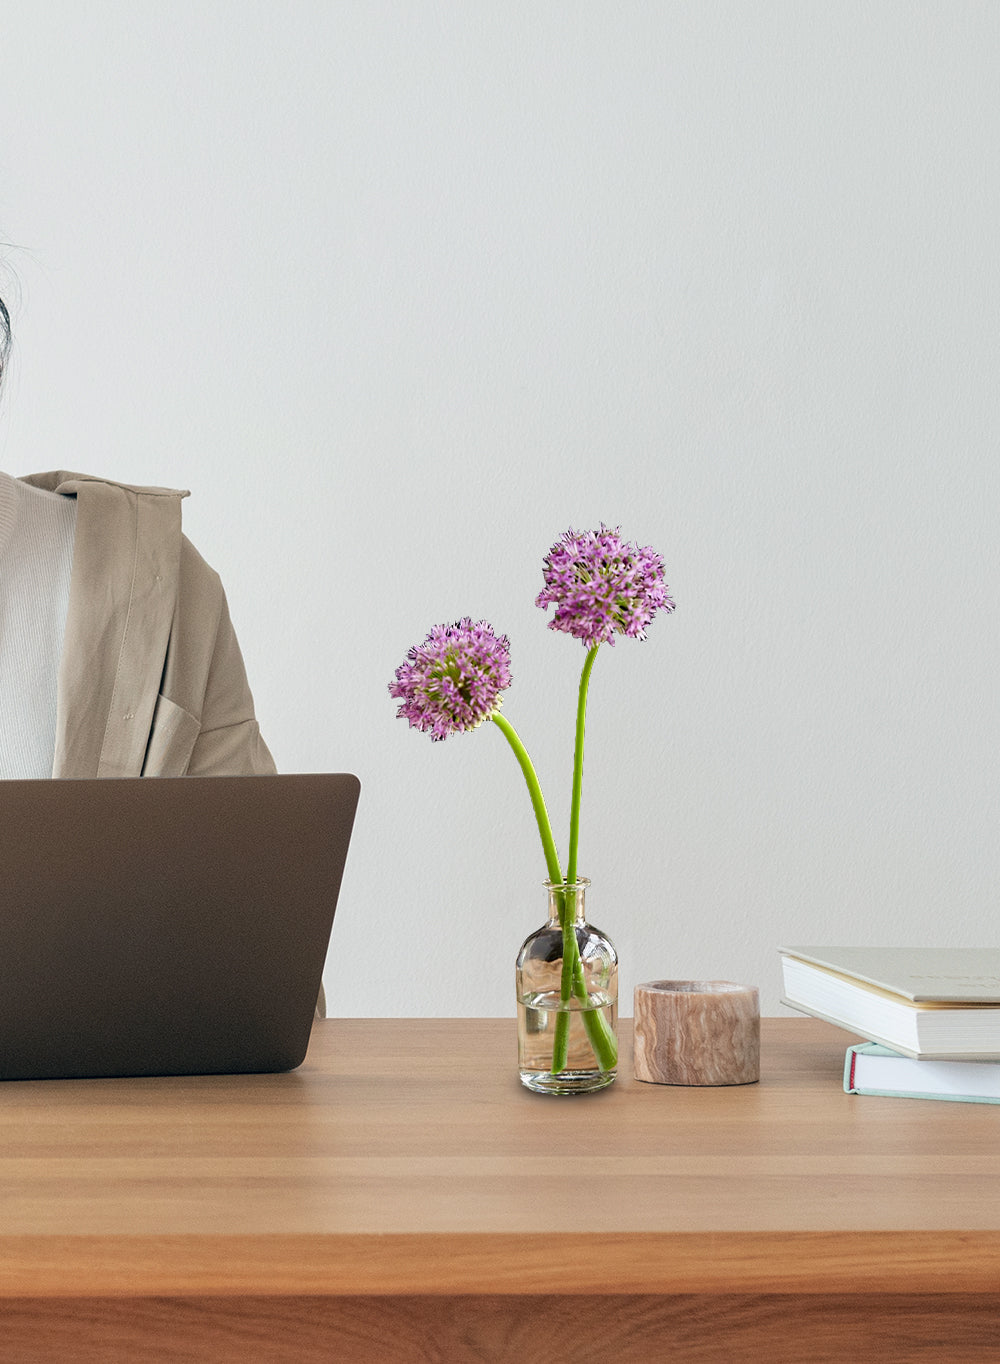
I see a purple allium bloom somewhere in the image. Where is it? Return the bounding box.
[536,525,674,647]
[389,617,513,741]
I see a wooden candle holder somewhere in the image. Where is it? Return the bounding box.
[633,980,760,1086]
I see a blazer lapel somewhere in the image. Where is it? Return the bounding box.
[43,475,185,778]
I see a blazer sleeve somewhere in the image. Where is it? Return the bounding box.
[183,588,277,777]
[149,536,277,779]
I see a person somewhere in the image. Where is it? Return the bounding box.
[0,293,275,781]
[0,293,329,1017]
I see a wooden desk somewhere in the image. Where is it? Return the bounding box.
[1,1018,998,1362]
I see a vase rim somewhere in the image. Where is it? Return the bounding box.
[543,877,590,890]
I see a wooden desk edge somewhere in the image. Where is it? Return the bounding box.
[4,1230,1000,1299]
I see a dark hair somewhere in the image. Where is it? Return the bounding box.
[0,293,9,388]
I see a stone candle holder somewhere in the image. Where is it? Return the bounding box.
[633,980,760,1086]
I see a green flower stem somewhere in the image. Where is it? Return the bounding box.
[567,645,600,884]
[489,712,563,885]
[554,898,579,1072]
[579,971,618,1071]
[490,707,616,1076]
[489,710,574,1071]
[550,647,601,1070]
[559,907,616,1072]
[566,644,618,1072]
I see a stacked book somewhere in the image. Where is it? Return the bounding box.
[778,946,1000,1105]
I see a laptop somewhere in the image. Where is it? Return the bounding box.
[0,772,360,1081]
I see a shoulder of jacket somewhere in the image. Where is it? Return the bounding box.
[179,532,223,587]
[19,471,191,500]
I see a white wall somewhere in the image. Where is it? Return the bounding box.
[2,2,998,1017]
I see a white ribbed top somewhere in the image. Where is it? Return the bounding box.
[0,473,78,778]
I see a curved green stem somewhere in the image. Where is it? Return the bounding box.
[567,645,600,885]
[490,710,574,1069]
[489,711,563,885]
[491,704,616,1076]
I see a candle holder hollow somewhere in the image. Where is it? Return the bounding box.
[633,979,760,1086]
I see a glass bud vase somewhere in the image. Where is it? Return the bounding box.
[516,878,618,1095]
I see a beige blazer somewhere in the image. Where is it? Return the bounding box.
[21,473,326,1016]
[21,472,276,779]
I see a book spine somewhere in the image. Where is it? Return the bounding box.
[844,1046,859,1094]
[843,1044,1000,1104]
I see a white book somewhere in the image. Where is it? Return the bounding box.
[779,946,1000,1060]
[845,1042,1000,1104]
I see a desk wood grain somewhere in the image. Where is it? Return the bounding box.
[1,1018,999,1361]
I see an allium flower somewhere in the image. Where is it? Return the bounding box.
[390,526,673,1084]
[389,617,512,741]
[536,524,674,646]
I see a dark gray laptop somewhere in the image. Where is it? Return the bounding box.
[0,773,360,1080]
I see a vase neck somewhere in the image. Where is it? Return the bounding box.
[546,880,588,926]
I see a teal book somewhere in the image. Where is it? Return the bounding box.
[844,1041,1000,1104]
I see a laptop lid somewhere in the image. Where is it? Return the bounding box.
[0,773,360,1080]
